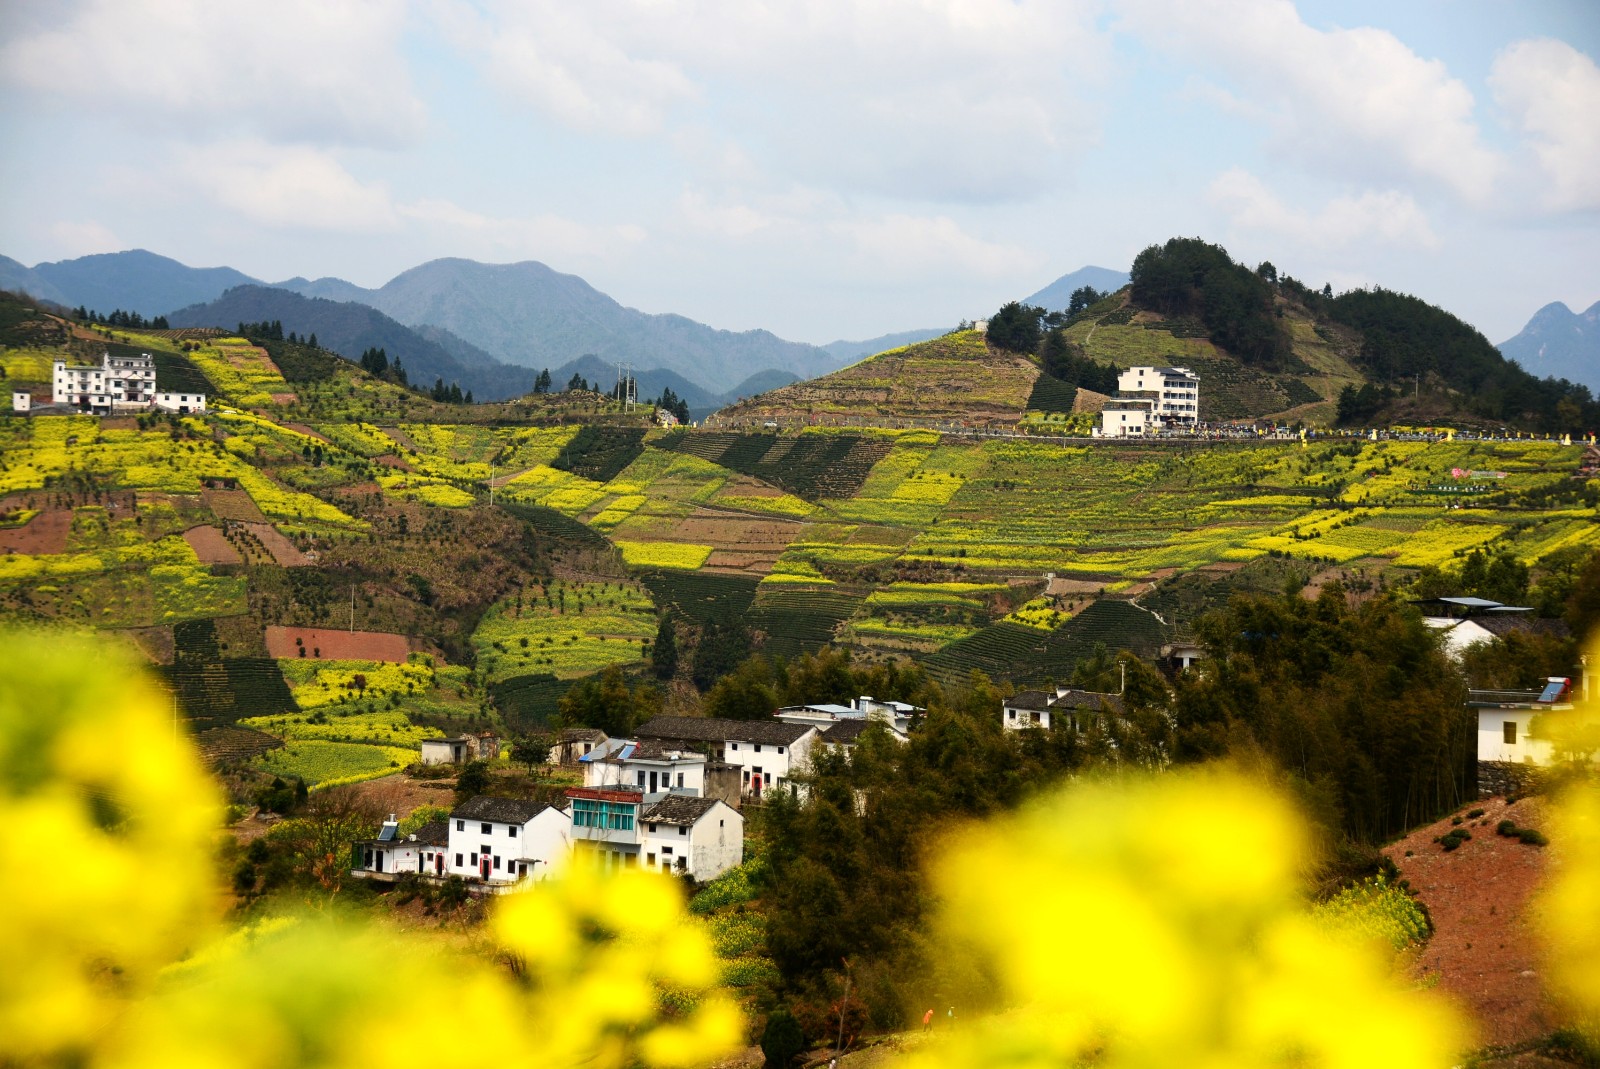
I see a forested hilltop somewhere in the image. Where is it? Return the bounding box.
[722,236,1598,434]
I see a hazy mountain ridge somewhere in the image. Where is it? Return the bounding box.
[1023,265,1131,311]
[166,285,537,401]
[820,328,949,364]
[1497,300,1600,393]
[1,249,854,395]
[275,257,848,392]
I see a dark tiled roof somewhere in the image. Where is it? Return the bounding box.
[821,719,870,742]
[1475,615,1570,639]
[1051,690,1124,714]
[1006,690,1054,711]
[642,795,721,826]
[636,716,811,746]
[409,819,449,846]
[560,727,608,742]
[452,796,549,825]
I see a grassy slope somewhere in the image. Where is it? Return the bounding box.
[707,330,1040,428]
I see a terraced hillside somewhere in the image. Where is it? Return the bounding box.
[4,297,1599,785]
[707,331,1039,430]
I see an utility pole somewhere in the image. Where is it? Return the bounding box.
[835,964,853,1057]
[350,583,355,633]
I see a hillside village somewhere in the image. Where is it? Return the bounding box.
[4,239,1600,1068]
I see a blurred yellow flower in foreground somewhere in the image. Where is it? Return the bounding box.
[892,768,1468,1069]
[1536,779,1600,1032]
[0,629,222,1062]
[0,628,740,1069]
[494,863,744,1069]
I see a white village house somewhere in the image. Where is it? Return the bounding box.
[353,818,450,877]
[353,796,571,890]
[1002,687,1125,732]
[580,738,709,798]
[51,352,207,415]
[567,785,743,880]
[775,695,922,737]
[1469,677,1586,797]
[635,716,819,800]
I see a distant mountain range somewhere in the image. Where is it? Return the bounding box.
[1498,300,1600,393]
[0,250,258,317]
[1,246,1133,404]
[166,285,538,402]
[1023,265,1131,311]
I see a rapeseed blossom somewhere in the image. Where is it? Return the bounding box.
[891,768,1467,1069]
[0,629,740,1069]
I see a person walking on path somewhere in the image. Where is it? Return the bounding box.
[922,1008,934,1032]
[947,1006,955,1029]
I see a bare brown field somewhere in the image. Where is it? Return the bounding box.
[0,508,71,554]
[245,522,310,566]
[265,625,411,662]
[183,524,242,564]
[1385,796,1558,1051]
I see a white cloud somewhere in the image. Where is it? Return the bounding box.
[1491,39,1600,214]
[1119,0,1501,202]
[181,143,399,232]
[833,213,1034,278]
[1207,167,1437,249]
[0,0,425,148]
[47,220,124,259]
[434,0,1108,202]
[398,199,648,261]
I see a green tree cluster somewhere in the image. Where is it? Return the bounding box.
[985,301,1045,354]
[556,665,663,737]
[1172,587,1471,842]
[1129,238,1290,368]
[78,307,168,329]
[1329,286,1600,432]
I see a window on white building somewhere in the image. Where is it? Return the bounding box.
[456,820,464,831]
[481,822,492,834]
[1503,721,1517,745]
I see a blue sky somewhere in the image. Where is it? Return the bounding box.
[1,0,1596,345]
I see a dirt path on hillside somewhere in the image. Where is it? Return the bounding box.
[1384,796,1560,1053]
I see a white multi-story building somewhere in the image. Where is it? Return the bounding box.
[1095,365,1200,437]
[566,786,744,881]
[51,351,206,415]
[1117,366,1199,427]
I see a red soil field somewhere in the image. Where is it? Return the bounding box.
[1385,796,1559,1052]
[0,509,71,555]
[265,625,411,662]
[182,524,242,564]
